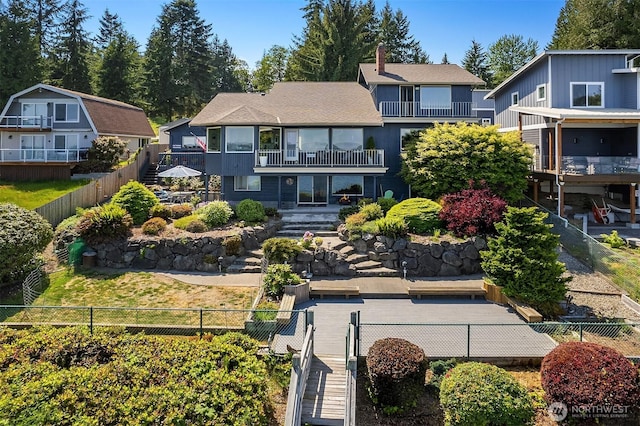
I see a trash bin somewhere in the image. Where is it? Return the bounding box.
[68,239,86,266]
[82,251,97,267]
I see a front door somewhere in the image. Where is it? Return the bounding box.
[298,176,328,205]
[400,85,414,117]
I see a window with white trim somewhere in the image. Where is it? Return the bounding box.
[21,103,47,126]
[420,86,451,109]
[331,176,363,195]
[182,136,196,148]
[536,84,546,101]
[299,128,329,151]
[571,82,603,107]
[54,103,79,122]
[332,128,363,151]
[400,128,422,151]
[511,92,519,105]
[225,126,254,152]
[234,176,261,191]
[54,134,79,150]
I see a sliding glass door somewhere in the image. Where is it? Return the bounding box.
[298,176,328,205]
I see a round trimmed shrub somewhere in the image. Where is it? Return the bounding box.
[170,203,194,219]
[236,199,265,223]
[197,201,233,227]
[0,203,53,285]
[110,181,159,225]
[262,237,302,264]
[541,342,639,410]
[386,198,442,234]
[440,362,534,426]
[77,204,133,243]
[149,203,171,220]
[366,338,426,412]
[174,215,206,231]
[141,217,167,235]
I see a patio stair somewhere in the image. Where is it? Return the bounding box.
[277,211,339,238]
[226,249,264,273]
[141,164,159,186]
[339,243,398,277]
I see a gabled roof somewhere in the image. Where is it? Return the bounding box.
[191,82,383,127]
[485,49,640,99]
[160,117,192,132]
[1,83,155,138]
[358,63,485,85]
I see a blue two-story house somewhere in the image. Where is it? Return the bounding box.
[485,50,640,221]
[172,44,486,208]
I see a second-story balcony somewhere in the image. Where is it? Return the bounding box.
[0,115,53,130]
[535,155,640,175]
[255,149,385,169]
[379,101,477,118]
[0,148,87,162]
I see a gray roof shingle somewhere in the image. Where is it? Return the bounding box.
[359,63,485,85]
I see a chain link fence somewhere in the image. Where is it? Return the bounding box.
[21,268,44,305]
[357,322,640,359]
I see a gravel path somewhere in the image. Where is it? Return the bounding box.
[559,250,640,321]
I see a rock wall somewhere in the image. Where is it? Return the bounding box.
[288,247,357,277]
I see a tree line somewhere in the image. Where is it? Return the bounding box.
[2,0,639,122]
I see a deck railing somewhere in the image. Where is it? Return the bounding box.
[0,115,53,129]
[285,324,315,426]
[256,149,385,168]
[157,152,205,172]
[538,155,640,175]
[379,101,477,118]
[0,148,86,162]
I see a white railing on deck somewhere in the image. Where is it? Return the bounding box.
[284,324,315,426]
[256,149,384,168]
[379,101,477,118]
[0,148,85,162]
[0,115,53,129]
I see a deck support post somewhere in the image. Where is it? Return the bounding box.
[631,183,637,224]
[559,182,565,217]
[533,179,539,203]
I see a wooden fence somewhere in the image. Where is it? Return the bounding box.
[35,143,168,227]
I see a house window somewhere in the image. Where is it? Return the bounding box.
[225,126,254,152]
[259,127,281,150]
[299,128,328,151]
[54,134,79,150]
[536,84,546,102]
[54,103,79,122]
[234,176,261,191]
[332,128,363,151]
[420,86,451,109]
[207,127,221,152]
[400,128,422,151]
[21,103,47,126]
[511,92,519,105]
[182,136,196,149]
[332,176,363,195]
[571,82,603,107]
[20,134,45,160]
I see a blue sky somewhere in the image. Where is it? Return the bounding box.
[84,0,565,69]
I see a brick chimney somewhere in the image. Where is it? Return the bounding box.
[376,42,385,75]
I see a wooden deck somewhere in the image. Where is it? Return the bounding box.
[301,355,346,426]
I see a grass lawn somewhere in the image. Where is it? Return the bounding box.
[0,179,90,209]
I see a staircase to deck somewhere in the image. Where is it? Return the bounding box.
[300,355,346,426]
[140,163,159,186]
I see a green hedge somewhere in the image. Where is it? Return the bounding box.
[386,198,442,234]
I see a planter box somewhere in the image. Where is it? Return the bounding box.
[483,280,508,304]
[284,281,309,303]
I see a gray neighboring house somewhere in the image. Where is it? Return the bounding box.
[485,50,640,220]
[0,83,156,181]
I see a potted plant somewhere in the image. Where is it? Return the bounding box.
[339,194,351,205]
[366,136,377,164]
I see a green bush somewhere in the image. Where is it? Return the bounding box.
[110,181,159,225]
[366,338,426,413]
[376,198,398,214]
[149,203,171,220]
[170,203,194,219]
[236,199,265,223]
[601,230,626,248]
[440,362,535,426]
[197,201,233,227]
[360,203,384,221]
[185,219,208,233]
[428,358,457,389]
[262,264,302,298]
[223,234,243,256]
[264,207,279,217]
[77,204,133,244]
[0,203,53,285]
[357,197,374,207]
[262,237,302,264]
[141,217,167,235]
[386,198,442,234]
[338,205,360,221]
[375,216,408,239]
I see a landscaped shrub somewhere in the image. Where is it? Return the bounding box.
[184,219,208,233]
[0,203,53,285]
[110,181,159,225]
[141,217,167,235]
[77,204,133,243]
[440,362,535,426]
[170,203,194,219]
[386,198,442,234]
[236,199,265,223]
[223,234,243,256]
[264,207,279,217]
[375,216,408,239]
[262,237,302,264]
[481,207,570,317]
[262,263,302,298]
[439,183,507,237]
[80,135,126,172]
[601,230,626,248]
[376,197,398,214]
[197,201,233,227]
[427,358,457,389]
[173,214,207,231]
[357,197,374,207]
[338,205,360,221]
[360,203,384,221]
[541,342,640,411]
[149,203,171,220]
[345,212,368,240]
[366,338,426,413]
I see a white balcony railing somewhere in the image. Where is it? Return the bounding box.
[0,115,54,129]
[379,101,477,118]
[0,148,86,163]
[255,149,385,168]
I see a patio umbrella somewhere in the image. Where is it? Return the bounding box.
[157,165,202,178]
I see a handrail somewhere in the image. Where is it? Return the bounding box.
[344,323,358,426]
[284,324,314,426]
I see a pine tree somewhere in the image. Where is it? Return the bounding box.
[252,45,289,92]
[441,53,450,64]
[462,39,492,86]
[94,8,123,49]
[487,34,538,86]
[378,1,426,63]
[24,0,63,58]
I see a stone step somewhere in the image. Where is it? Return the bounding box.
[331,241,349,251]
[240,256,262,266]
[338,245,355,256]
[226,264,261,273]
[345,253,369,264]
[356,267,398,277]
[276,230,337,238]
[280,224,335,231]
[354,260,384,270]
[245,249,263,258]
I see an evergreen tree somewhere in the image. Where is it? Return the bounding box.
[144,20,175,120]
[24,0,63,58]
[286,0,325,80]
[252,45,289,92]
[488,34,538,86]
[441,52,450,64]
[378,1,426,63]
[211,37,244,93]
[94,8,123,49]
[462,39,492,86]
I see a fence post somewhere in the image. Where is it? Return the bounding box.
[467,324,471,359]
[356,311,361,357]
[200,309,203,338]
[89,307,93,335]
[579,323,583,341]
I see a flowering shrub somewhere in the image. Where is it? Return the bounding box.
[439,183,507,237]
[440,362,534,426]
[262,263,302,298]
[300,231,315,249]
[541,342,640,410]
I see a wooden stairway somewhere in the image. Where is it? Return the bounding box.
[301,354,346,426]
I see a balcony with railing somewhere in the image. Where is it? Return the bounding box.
[157,152,205,172]
[536,155,640,175]
[379,101,477,118]
[255,149,385,168]
[0,115,53,130]
[0,148,86,162]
